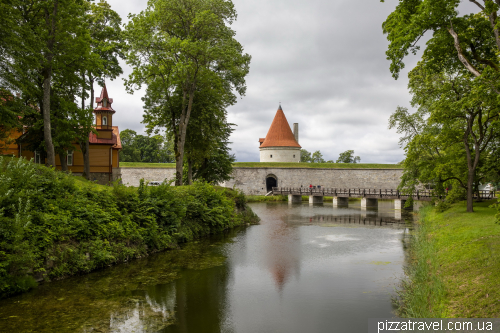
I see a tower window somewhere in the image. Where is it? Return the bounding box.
[102,116,107,126]
[103,99,107,107]
[293,155,295,158]
[270,154,273,158]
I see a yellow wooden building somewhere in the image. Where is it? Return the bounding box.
[1,86,122,183]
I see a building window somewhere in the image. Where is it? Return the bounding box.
[293,155,295,158]
[34,150,41,164]
[103,99,107,107]
[270,154,273,158]
[102,116,107,126]
[67,150,73,166]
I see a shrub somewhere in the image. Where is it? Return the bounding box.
[0,157,256,298]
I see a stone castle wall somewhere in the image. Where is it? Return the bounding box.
[114,167,176,187]
[115,167,403,195]
[220,168,404,195]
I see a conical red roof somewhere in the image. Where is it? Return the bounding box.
[260,106,301,148]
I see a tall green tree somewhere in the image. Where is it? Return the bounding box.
[4,0,91,167]
[382,0,500,87]
[125,0,251,186]
[119,129,174,163]
[389,59,500,212]
[336,150,360,163]
[311,150,326,163]
[300,149,312,162]
[85,0,123,107]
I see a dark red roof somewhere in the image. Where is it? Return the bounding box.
[94,85,115,112]
[88,126,122,149]
[260,106,301,148]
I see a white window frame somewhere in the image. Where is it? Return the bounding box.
[102,116,107,126]
[67,150,73,166]
[34,150,41,164]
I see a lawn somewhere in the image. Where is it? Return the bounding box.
[399,200,500,317]
[120,162,401,169]
[430,200,500,317]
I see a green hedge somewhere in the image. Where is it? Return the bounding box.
[0,157,257,298]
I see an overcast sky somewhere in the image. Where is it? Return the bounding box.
[102,0,478,163]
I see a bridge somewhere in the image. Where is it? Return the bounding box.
[272,187,496,209]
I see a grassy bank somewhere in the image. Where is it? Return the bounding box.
[397,200,500,317]
[0,157,259,298]
[120,162,401,169]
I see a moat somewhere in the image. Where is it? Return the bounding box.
[0,201,416,333]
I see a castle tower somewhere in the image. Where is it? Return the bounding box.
[259,105,301,162]
[94,85,115,139]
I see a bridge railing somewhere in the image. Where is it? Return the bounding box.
[272,187,496,200]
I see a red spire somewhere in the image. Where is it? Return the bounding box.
[94,85,115,112]
[260,106,301,148]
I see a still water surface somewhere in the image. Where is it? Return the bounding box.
[0,200,415,333]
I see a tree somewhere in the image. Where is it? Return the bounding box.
[382,0,500,89]
[336,150,360,163]
[119,129,174,163]
[300,149,312,162]
[311,150,326,163]
[4,0,91,167]
[125,0,251,186]
[389,58,500,212]
[85,0,123,108]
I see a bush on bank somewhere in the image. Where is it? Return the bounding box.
[0,157,258,298]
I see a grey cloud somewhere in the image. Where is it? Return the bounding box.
[104,0,481,164]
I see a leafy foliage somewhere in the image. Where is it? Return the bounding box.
[300,149,311,162]
[124,0,251,185]
[336,150,361,163]
[119,129,174,163]
[0,157,256,298]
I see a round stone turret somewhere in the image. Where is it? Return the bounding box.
[259,105,301,162]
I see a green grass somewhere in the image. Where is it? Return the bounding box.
[397,200,500,317]
[119,162,401,169]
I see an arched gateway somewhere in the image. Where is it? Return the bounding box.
[266,174,278,192]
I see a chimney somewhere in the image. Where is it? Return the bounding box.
[293,123,299,143]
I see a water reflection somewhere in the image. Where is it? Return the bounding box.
[0,200,416,333]
[265,212,301,291]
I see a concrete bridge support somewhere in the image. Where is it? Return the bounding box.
[361,198,378,208]
[395,199,413,210]
[309,195,323,204]
[333,197,349,207]
[288,194,302,203]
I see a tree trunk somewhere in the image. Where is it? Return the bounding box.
[42,2,58,167]
[466,170,474,212]
[188,158,193,185]
[89,74,94,111]
[175,88,195,186]
[59,151,68,172]
[42,74,56,167]
[80,140,90,180]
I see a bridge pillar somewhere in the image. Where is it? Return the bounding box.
[395,199,413,210]
[361,198,378,208]
[309,195,323,204]
[333,197,349,207]
[288,194,302,203]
